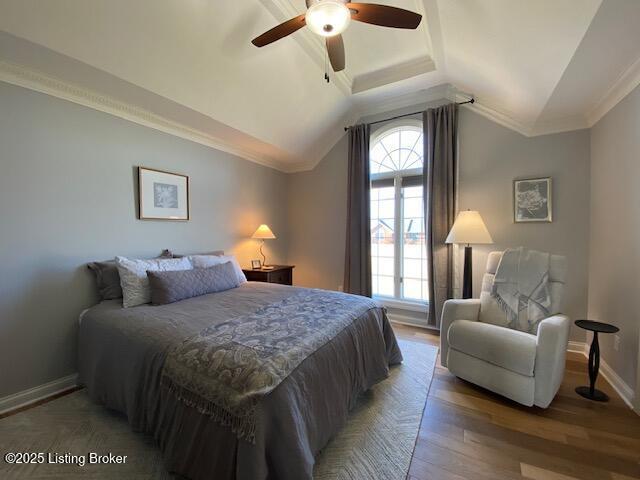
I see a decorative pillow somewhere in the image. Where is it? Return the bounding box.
[115,256,192,308]
[88,261,123,300]
[147,262,240,305]
[189,254,247,284]
[88,250,174,301]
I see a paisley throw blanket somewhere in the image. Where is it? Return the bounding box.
[161,289,380,443]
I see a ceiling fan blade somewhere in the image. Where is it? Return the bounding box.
[346,3,422,29]
[326,34,345,72]
[251,14,306,47]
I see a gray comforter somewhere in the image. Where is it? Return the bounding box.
[78,282,402,480]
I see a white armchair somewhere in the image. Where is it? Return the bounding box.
[440,251,569,408]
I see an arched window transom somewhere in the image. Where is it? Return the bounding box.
[370,125,423,175]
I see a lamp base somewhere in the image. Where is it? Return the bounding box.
[462,245,473,299]
[261,265,275,270]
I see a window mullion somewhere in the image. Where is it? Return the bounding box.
[394,175,403,299]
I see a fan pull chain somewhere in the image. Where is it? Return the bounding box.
[324,47,330,84]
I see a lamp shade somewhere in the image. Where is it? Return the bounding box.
[445,211,493,245]
[252,224,276,240]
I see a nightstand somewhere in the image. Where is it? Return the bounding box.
[242,265,294,286]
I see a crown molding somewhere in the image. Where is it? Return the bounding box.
[0,60,291,172]
[258,0,352,96]
[353,84,535,139]
[587,55,640,127]
[285,81,600,174]
[531,114,590,136]
[352,56,436,94]
[450,93,534,137]
[463,97,590,138]
[356,83,452,120]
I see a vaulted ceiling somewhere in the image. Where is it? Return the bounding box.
[1,0,639,172]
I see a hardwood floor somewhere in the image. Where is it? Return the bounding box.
[392,323,640,480]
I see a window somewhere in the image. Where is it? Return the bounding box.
[370,122,428,304]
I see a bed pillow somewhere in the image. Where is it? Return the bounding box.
[88,261,123,300]
[116,256,193,308]
[88,250,174,301]
[189,254,247,284]
[147,262,240,305]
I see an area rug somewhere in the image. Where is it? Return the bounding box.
[0,339,437,479]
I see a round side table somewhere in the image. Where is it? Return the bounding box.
[574,320,619,402]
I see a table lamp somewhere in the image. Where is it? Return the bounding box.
[445,210,493,299]
[252,224,276,270]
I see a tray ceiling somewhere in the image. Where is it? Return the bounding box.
[1,0,639,172]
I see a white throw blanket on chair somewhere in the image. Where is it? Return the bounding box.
[491,247,551,334]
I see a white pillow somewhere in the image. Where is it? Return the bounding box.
[189,254,247,284]
[116,256,193,308]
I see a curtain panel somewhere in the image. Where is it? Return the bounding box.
[344,124,372,297]
[423,104,459,328]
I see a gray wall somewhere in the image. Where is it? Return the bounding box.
[287,135,348,291]
[287,108,591,341]
[589,84,640,394]
[0,82,289,399]
[459,110,591,342]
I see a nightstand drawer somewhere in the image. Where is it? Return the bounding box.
[268,269,291,285]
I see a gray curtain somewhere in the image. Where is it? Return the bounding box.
[344,124,372,297]
[423,104,459,328]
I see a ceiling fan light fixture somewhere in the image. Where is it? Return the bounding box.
[305,0,351,37]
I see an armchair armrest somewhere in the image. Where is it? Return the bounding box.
[440,299,481,367]
[534,314,570,407]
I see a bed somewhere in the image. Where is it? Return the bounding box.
[78,281,402,480]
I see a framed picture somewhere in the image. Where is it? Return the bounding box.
[514,177,552,223]
[138,167,189,221]
[251,259,262,269]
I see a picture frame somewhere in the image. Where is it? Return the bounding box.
[251,259,262,269]
[138,167,189,221]
[514,177,552,223]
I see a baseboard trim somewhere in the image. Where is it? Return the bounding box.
[0,374,78,416]
[566,341,635,412]
[567,341,588,355]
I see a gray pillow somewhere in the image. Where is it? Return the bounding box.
[147,262,239,305]
[87,261,122,300]
[88,250,174,301]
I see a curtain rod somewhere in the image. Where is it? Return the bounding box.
[343,98,475,132]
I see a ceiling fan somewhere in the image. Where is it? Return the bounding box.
[251,0,422,73]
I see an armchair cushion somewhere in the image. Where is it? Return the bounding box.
[448,320,537,376]
[439,299,481,367]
